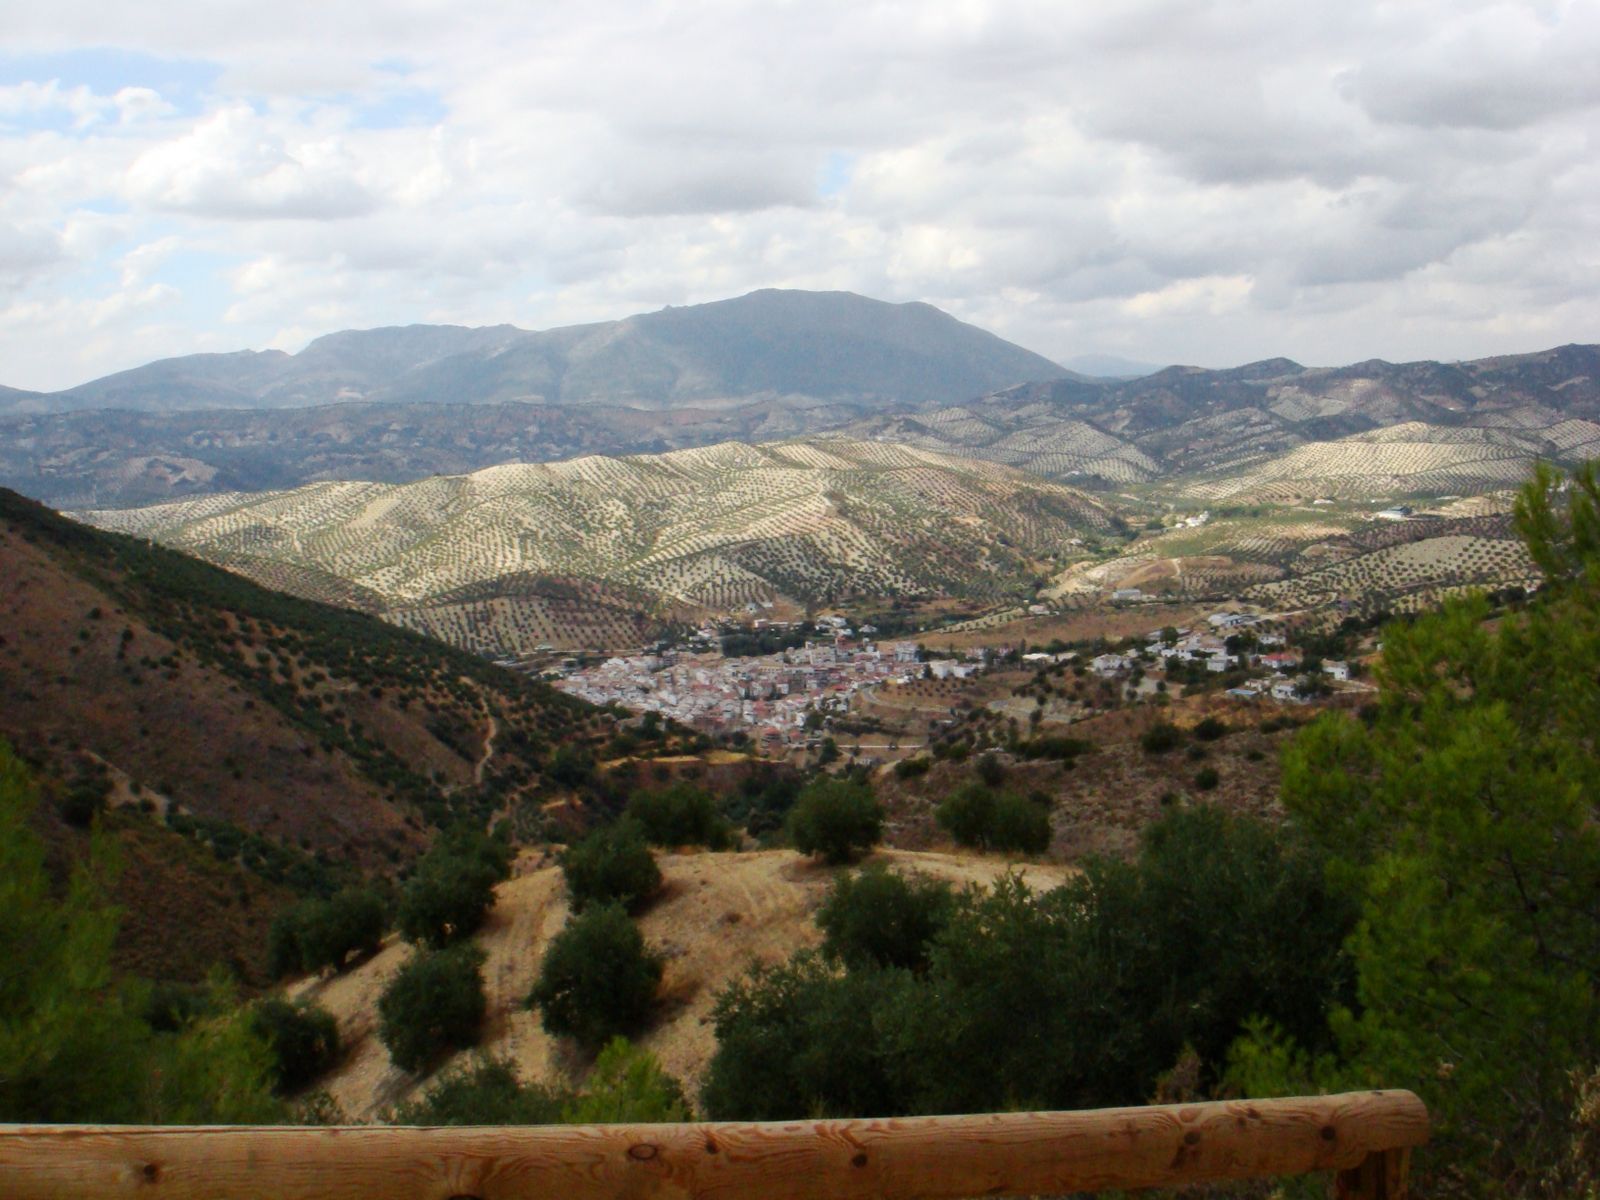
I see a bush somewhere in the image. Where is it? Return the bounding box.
[397,859,500,947]
[1018,736,1094,762]
[391,1055,568,1125]
[562,1037,689,1123]
[973,753,1006,787]
[286,887,389,974]
[561,821,662,912]
[624,782,734,849]
[700,951,915,1120]
[1194,716,1229,742]
[250,998,339,1094]
[786,778,882,865]
[988,791,1052,854]
[1194,767,1220,791]
[936,784,1051,855]
[817,866,953,973]
[893,756,931,780]
[378,944,487,1072]
[529,904,662,1051]
[1140,722,1184,754]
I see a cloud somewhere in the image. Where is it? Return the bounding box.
[124,105,378,219]
[0,0,1597,390]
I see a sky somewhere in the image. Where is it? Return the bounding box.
[2,0,1598,392]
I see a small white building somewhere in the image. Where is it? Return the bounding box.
[1271,679,1302,702]
[1091,653,1132,676]
[1323,660,1351,681]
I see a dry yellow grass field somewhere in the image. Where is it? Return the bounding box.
[288,847,1075,1120]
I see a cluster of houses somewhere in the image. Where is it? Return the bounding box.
[1084,610,1357,704]
[553,634,925,748]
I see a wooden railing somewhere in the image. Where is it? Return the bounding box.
[0,1090,1427,1199]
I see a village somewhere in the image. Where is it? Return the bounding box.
[550,615,932,752]
[548,601,1377,761]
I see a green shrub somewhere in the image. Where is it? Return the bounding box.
[625,782,734,849]
[1018,736,1094,762]
[561,821,662,912]
[1140,722,1184,754]
[893,756,931,780]
[973,753,1006,787]
[397,861,499,947]
[786,778,883,865]
[936,785,1050,854]
[530,904,662,1051]
[1194,767,1220,791]
[988,791,1052,854]
[287,887,389,974]
[817,866,953,973]
[562,1037,689,1123]
[378,944,487,1072]
[391,1055,568,1125]
[1194,716,1229,741]
[250,998,339,1094]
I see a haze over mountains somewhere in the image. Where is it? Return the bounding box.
[2,290,1595,512]
[0,290,1067,417]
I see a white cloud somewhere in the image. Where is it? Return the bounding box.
[124,105,378,219]
[0,0,1597,389]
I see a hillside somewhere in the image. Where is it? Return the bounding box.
[288,846,1075,1120]
[78,438,1114,649]
[1,290,1065,417]
[8,331,1596,512]
[845,343,1600,496]
[0,488,637,977]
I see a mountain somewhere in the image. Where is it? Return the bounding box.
[1060,354,1163,379]
[2,290,1065,417]
[76,437,1115,653]
[7,341,1597,511]
[845,343,1600,497]
[0,487,640,978]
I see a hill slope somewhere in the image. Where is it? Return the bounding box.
[4,290,1065,417]
[0,487,612,877]
[78,438,1115,647]
[289,847,1075,1120]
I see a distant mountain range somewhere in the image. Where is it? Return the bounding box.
[3,289,1067,416]
[78,438,1113,652]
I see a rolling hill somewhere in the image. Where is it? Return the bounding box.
[77,438,1115,651]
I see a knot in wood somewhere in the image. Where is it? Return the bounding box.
[628,1143,660,1161]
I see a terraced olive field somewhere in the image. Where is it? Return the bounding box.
[81,438,1112,652]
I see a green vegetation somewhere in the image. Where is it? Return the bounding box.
[397,828,512,947]
[1232,461,1600,1193]
[268,886,388,977]
[624,782,734,849]
[935,783,1051,855]
[703,806,1352,1121]
[816,866,953,973]
[378,944,488,1073]
[529,904,663,1052]
[1139,721,1184,754]
[249,998,340,1095]
[391,1038,687,1125]
[786,777,883,864]
[0,739,280,1122]
[560,821,663,913]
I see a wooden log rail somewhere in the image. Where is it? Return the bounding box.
[0,1089,1427,1200]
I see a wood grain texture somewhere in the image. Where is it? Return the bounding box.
[0,1090,1428,1200]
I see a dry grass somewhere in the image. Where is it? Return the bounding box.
[289,847,1076,1120]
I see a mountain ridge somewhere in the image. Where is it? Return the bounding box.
[5,289,1066,416]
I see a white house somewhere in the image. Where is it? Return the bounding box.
[1090,653,1132,676]
[1271,679,1302,702]
[1323,660,1351,681]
